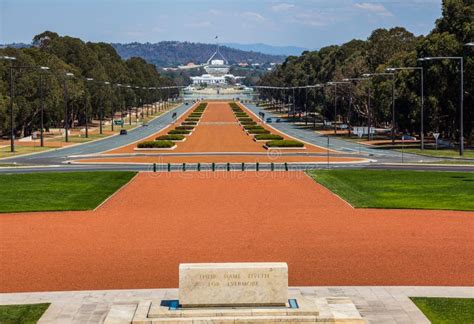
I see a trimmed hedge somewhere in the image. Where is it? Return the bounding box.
[169,129,191,135]
[182,121,197,125]
[176,125,194,130]
[244,125,265,130]
[235,113,248,117]
[239,117,253,122]
[265,140,304,148]
[137,140,175,148]
[240,121,257,126]
[186,117,200,122]
[254,134,284,141]
[156,134,185,141]
[229,102,240,109]
[247,129,271,134]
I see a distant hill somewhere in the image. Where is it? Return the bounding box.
[223,42,309,56]
[111,41,286,67]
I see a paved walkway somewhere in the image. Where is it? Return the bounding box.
[1,287,473,323]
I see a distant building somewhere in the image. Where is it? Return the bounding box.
[190,45,241,85]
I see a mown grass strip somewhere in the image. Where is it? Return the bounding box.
[0,171,136,213]
[307,170,474,211]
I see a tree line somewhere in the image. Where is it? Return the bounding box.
[258,0,473,144]
[0,31,179,138]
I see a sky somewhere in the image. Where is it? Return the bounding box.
[0,0,442,49]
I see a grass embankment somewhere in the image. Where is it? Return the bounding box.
[410,297,474,323]
[402,148,474,159]
[0,145,52,158]
[0,171,136,213]
[307,170,474,211]
[0,303,50,323]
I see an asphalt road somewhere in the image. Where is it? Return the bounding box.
[244,103,439,164]
[0,101,472,173]
[0,102,193,165]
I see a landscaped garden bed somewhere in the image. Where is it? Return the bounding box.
[243,125,265,131]
[185,117,200,122]
[264,140,305,149]
[182,121,197,126]
[136,140,176,150]
[168,129,191,135]
[156,134,186,142]
[253,134,284,142]
[238,117,254,122]
[176,125,195,130]
[240,121,257,126]
[247,129,271,135]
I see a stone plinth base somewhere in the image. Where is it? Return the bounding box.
[109,291,364,323]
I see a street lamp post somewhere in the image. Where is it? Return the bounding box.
[63,72,74,142]
[39,66,50,147]
[327,81,351,135]
[343,77,371,139]
[386,67,425,149]
[101,81,110,134]
[363,73,395,143]
[1,56,17,152]
[84,78,95,138]
[418,56,464,156]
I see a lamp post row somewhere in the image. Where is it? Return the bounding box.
[255,43,472,155]
[0,55,182,149]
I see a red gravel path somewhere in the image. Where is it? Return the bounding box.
[1,172,473,293]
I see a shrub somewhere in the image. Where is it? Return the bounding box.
[197,102,207,109]
[169,129,191,135]
[182,121,197,125]
[254,134,284,141]
[156,134,185,141]
[239,117,253,122]
[247,129,271,134]
[176,126,194,130]
[186,117,200,122]
[244,125,264,130]
[240,121,257,126]
[137,140,175,148]
[235,113,248,117]
[229,102,240,109]
[265,140,304,148]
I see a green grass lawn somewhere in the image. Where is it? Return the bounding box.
[307,170,474,211]
[411,297,474,323]
[0,171,136,213]
[0,303,50,323]
[402,148,474,159]
[0,145,53,158]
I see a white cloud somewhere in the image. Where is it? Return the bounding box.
[271,3,295,12]
[185,21,213,28]
[354,3,393,17]
[209,9,223,15]
[241,11,266,23]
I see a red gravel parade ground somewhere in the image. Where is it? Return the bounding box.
[73,101,367,165]
[1,171,473,293]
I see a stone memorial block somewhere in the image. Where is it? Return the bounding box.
[179,262,288,307]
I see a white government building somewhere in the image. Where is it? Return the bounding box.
[190,46,242,85]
